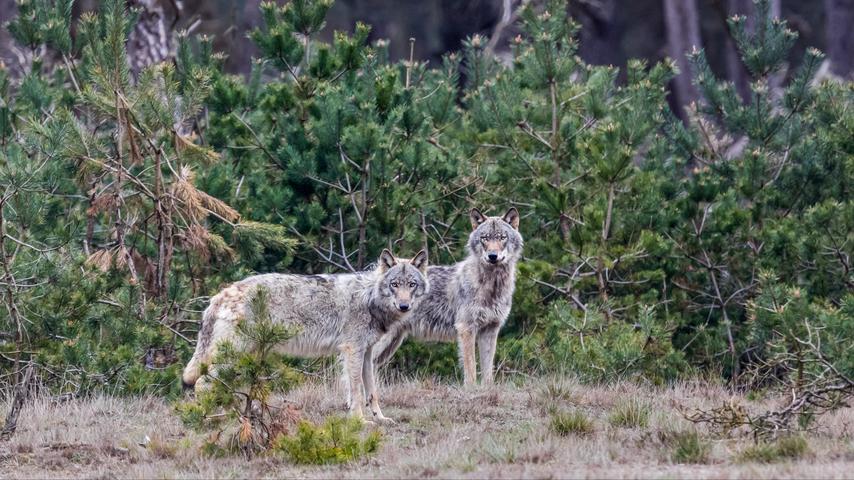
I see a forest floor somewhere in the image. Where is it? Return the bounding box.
[2,374,854,479]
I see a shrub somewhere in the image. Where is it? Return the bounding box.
[503,302,690,383]
[528,380,577,415]
[549,409,594,437]
[609,399,651,429]
[667,431,711,464]
[738,436,809,463]
[273,416,381,465]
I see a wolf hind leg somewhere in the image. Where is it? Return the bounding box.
[477,324,500,385]
[340,344,367,421]
[340,354,366,410]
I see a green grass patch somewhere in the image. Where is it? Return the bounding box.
[738,436,809,463]
[549,409,594,437]
[667,430,711,464]
[273,416,381,465]
[608,399,650,429]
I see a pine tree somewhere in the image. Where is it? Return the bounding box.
[200,0,467,274]
[178,286,303,456]
[0,0,295,398]
[460,0,686,381]
[665,0,852,378]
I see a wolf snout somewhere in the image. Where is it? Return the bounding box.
[398,303,410,312]
[487,252,499,263]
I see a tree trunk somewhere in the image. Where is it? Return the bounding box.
[0,0,20,76]
[126,0,173,77]
[0,363,34,440]
[663,0,702,118]
[572,0,620,67]
[825,0,854,78]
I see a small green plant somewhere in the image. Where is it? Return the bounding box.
[541,381,576,404]
[549,409,594,436]
[273,416,381,464]
[609,399,651,429]
[532,380,577,413]
[667,430,711,464]
[775,435,811,459]
[738,436,809,463]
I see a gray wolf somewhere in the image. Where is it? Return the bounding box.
[372,207,522,385]
[182,249,428,422]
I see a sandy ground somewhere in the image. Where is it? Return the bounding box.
[2,375,853,479]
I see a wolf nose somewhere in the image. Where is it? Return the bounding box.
[488,252,499,263]
[398,303,410,312]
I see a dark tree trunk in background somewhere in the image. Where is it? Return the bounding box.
[0,0,19,75]
[825,0,854,78]
[126,0,173,77]
[663,0,702,118]
[571,0,620,67]
[327,0,501,64]
[178,0,261,76]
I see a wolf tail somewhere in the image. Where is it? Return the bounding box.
[373,326,410,367]
[182,305,216,390]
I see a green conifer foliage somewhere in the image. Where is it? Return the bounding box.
[0,0,294,397]
[0,0,849,400]
[200,1,467,273]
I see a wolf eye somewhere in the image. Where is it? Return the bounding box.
[408,282,416,288]
[500,234,507,240]
[390,282,399,288]
[480,236,488,242]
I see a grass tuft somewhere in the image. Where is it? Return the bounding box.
[549,409,594,437]
[608,398,650,429]
[738,435,809,463]
[272,415,381,465]
[667,430,711,464]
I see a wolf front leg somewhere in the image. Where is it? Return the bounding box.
[456,325,478,386]
[477,324,500,385]
[339,356,355,410]
[362,347,394,423]
[340,344,367,421]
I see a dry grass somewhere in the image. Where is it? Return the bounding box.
[2,375,854,479]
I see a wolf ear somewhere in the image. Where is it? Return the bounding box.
[470,208,487,230]
[379,249,397,271]
[502,207,520,230]
[411,249,428,273]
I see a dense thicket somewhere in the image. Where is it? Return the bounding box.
[0,0,850,407]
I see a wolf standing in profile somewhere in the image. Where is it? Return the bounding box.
[182,249,429,422]
[373,208,522,385]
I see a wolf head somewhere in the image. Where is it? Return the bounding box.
[376,249,429,312]
[467,207,523,266]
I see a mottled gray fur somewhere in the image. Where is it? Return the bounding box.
[183,249,428,422]
[371,208,523,385]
